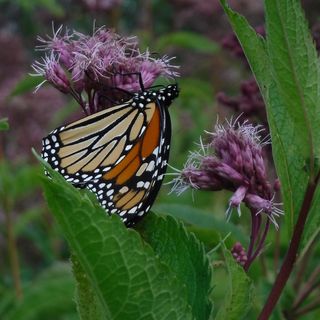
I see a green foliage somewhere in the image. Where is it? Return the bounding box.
[71,254,104,320]
[0,263,76,320]
[154,203,247,246]
[13,206,43,236]
[156,31,219,54]
[0,162,41,203]
[4,1,320,318]
[16,0,64,16]
[137,213,213,320]
[0,118,9,131]
[215,246,254,320]
[39,154,201,319]
[9,75,45,97]
[178,78,214,106]
[219,0,320,243]
[169,77,216,166]
[265,0,320,240]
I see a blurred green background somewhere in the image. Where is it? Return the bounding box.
[1,0,320,319]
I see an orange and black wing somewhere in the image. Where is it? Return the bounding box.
[41,84,178,226]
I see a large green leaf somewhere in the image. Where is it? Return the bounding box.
[219,0,269,89]
[137,213,213,320]
[72,254,104,320]
[2,263,76,320]
[219,0,320,241]
[215,247,254,320]
[154,203,247,245]
[265,0,320,236]
[39,155,192,320]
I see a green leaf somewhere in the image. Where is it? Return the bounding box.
[71,254,104,320]
[9,75,45,97]
[219,0,320,241]
[0,118,9,131]
[219,0,269,90]
[2,263,76,320]
[156,31,219,53]
[154,203,248,245]
[137,213,213,320]
[215,247,254,320]
[264,0,320,236]
[38,154,193,320]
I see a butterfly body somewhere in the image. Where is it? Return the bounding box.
[41,84,179,226]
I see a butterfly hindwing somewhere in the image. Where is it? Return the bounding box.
[89,102,171,226]
[41,84,178,225]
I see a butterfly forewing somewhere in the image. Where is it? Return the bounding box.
[41,84,178,225]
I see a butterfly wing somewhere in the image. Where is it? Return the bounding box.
[41,85,177,226]
[88,101,171,226]
[42,100,150,186]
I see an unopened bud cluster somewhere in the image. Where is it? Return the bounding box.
[231,242,248,267]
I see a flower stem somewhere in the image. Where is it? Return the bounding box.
[273,228,280,271]
[292,266,320,311]
[258,178,319,319]
[293,227,320,291]
[292,296,320,318]
[244,216,270,272]
[245,210,257,266]
[250,219,270,263]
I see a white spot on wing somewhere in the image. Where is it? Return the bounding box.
[146,161,155,172]
[107,189,114,196]
[137,181,144,188]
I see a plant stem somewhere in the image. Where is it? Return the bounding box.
[244,210,259,270]
[3,199,23,300]
[292,266,320,311]
[258,179,318,319]
[244,212,270,272]
[293,295,320,318]
[274,227,280,271]
[293,227,320,291]
[251,219,270,263]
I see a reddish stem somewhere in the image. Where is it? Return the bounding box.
[293,295,320,318]
[292,266,320,311]
[258,179,318,319]
[250,219,270,262]
[293,229,320,291]
[245,210,257,264]
[274,228,280,271]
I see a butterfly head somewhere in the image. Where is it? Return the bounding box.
[155,84,179,107]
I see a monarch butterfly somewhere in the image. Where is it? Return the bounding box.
[41,84,179,226]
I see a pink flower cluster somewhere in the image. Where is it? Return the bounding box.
[172,118,282,226]
[32,25,178,114]
[171,118,283,269]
